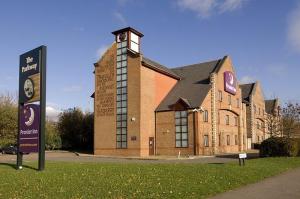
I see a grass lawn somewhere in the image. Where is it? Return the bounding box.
[0,157,300,198]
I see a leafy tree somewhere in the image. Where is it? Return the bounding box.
[0,93,18,147]
[57,108,93,150]
[45,121,61,150]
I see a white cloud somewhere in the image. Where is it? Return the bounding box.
[96,44,110,59]
[177,0,247,18]
[62,85,82,93]
[114,11,127,26]
[287,2,300,53]
[219,0,244,13]
[239,75,255,84]
[46,106,61,122]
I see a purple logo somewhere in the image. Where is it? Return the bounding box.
[19,104,40,153]
[224,71,236,95]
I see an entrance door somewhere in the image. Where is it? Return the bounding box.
[149,137,154,156]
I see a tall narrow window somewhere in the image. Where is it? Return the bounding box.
[225,115,229,125]
[116,32,128,149]
[228,95,231,105]
[175,111,188,148]
[234,116,238,126]
[203,110,208,122]
[204,135,209,147]
[218,90,222,102]
[236,98,240,108]
[253,104,256,114]
[235,135,238,145]
[227,135,230,145]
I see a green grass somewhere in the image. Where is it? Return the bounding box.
[1,158,300,199]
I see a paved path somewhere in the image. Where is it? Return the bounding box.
[210,167,300,199]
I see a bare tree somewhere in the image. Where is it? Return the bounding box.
[265,113,282,137]
[281,103,300,138]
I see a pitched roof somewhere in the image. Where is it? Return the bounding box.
[141,57,180,79]
[265,99,277,114]
[239,83,255,103]
[156,59,222,111]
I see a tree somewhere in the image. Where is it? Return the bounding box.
[0,92,18,147]
[265,113,282,138]
[282,103,300,138]
[45,121,62,150]
[57,108,93,150]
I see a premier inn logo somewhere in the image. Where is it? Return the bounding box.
[22,56,38,73]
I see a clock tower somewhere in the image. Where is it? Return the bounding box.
[112,27,144,54]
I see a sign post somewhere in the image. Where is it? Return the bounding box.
[16,46,46,171]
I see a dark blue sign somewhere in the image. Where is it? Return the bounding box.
[19,47,41,104]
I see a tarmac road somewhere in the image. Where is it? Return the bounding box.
[210,167,300,199]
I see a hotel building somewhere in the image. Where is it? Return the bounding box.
[92,27,278,156]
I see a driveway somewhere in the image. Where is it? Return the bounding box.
[0,151,240,164]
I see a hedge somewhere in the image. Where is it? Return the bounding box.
[259,137,299,157]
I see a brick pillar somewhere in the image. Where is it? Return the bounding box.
[238,114,243,151]
[210,73,217,154]
[250,102,255,147]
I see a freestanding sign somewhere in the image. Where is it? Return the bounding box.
[17,46,46,171]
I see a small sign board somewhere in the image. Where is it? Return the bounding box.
[19,104,40,153]
[19,49,41,104]
[239,153,247,159]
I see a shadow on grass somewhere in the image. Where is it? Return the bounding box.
[207,163,225,165]
[215,152,260,160]
[0,162,38,171]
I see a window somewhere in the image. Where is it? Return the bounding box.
[253,104,256,114]
[204,135,209,147]
[259,108,261,115]
[225,115,229,125]
[218,90,222,102]
[235,135,238,145]
[236,98,240,108]
[228,95,231,105]
[175,111,188,148]
[227,135,230,145]
[257,136,260,143]
[130,32,139,53]
[203,110,208,122]
[234,117,238,126]
[219,134,221,146]
[116,33,128,149]
[257,121,260,129]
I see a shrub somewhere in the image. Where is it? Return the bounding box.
[291,138,300,156]
[260,137,299,157]
[253,143,261,150]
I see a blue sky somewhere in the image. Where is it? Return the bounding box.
[0,0,299,119]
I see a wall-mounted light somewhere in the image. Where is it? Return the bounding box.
[131,117,136,121]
